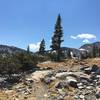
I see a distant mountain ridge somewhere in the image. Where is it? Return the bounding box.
[60,42,100,59]
[0,45,26,54]
[0,41,100,57]
[80,42,100,51]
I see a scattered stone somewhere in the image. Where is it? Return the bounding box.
[78,86,84,89]
[85,94,96,100]
[66,76,78,88]
[91,64,99,72]
[69,81,78,88]
[41,76,54,84]
[79,95,85,99]
[95,68,100,75]
[77,82,83,86]
[55,72,68,79]
[31,70,53,82]
[79,77,90,85]
[86,86,93,90]
[95,92,100,99]
[66,76,77,83]
[84,67,91,74]
[55,81,68,89]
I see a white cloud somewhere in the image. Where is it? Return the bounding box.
[70,33,96,43]
[70,33,96,40]
[29,42,40,52]
[70,35,77,39]
[82,39,90,43]
[77,33,96,39]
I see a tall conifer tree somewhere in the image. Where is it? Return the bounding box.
[50,14,64,61]
[39,39,45,55]
[27,45,30,54]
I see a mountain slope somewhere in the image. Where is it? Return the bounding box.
[80,42,100,51]
[0,45,26,54]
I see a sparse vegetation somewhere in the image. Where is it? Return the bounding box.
[0,52,37,74]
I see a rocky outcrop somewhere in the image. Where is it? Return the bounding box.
[0,64,100,100]
[41,65,100,100]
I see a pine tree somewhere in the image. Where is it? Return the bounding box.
[50,14,64,61]
[27,45,30,54]
[39,39,45,55]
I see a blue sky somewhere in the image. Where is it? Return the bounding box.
[0,0,100,51]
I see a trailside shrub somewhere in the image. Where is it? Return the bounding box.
[0,52,37,74]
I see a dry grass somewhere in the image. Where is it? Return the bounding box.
[83,58,100,66]
[37,58,100,70]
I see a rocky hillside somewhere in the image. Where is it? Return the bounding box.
[61,42,100,59]
[61,47,81,57]
[80,42,100,50]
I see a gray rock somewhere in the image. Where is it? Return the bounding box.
[66,76,78,88]
[73,95,79,99]
[25,79,34,85]
[85,94,96,100]
[84,67,91,74]
[69,81,78,88]
[79,95,85,99]
[78,86,84,89]
[86,86,93,90]
[77,83,83,86]
[79,77,90,85]
[91,65,99,72]
[55,81,68,89]
[97,82,100,86]
[42,76,53,84]
[95,92,100,99]
[95,68,100,75]
[55,72,69,79]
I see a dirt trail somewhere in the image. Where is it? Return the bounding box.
[32,82,51,100]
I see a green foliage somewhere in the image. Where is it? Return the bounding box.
[15,52,37,71]
[27,45,30,54]
[50,14,64,61]
[34,53,50,63]
[39,39,45,55]
[48,52,58,61]
[0,52,37,74]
